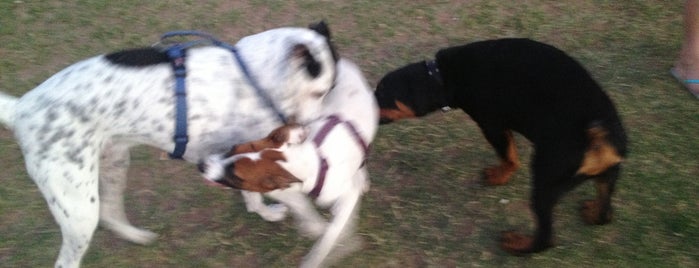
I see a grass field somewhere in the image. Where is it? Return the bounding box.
[0,1,697,267]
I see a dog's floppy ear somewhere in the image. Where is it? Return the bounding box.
[231,150,301,192]
[259,165,302,192]
[291,44,322,78]
[256,150,302,191]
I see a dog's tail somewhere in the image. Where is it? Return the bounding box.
[0,92,18,129]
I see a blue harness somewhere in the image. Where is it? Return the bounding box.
[159,31,288,159]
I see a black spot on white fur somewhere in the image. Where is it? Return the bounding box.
[105,47,170,67]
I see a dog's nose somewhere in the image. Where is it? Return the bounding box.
[197,161,207,173]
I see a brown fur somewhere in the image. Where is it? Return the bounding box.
[576,126,623,176]
[224,150,301,193]
[231,124,302,155]
[484,130,521,185]
[218,124,304,193]
[378,101,415,122]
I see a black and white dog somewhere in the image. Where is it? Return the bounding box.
[0,23,337,268]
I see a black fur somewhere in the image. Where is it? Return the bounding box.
[105,47,170,67]
[104,22,339,74]
[292,45,322,78]
[375,38,627,254]
[309,20,339,62]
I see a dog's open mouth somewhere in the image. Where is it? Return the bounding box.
[201,177,229,188]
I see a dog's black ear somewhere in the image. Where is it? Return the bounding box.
[308,20,339,62]
[291,44,322,78]
[308,20,331,40]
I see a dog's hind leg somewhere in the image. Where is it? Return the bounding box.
[302,188,360,267]
[576,125,622,225]
[26,157,100,268]
[481,128,520,185]
[266,190,327,238]
[581,164,620,225]
[301,169,366,268]
[501,147,569,255]
[500,180,558,255]
[99,140,157,244]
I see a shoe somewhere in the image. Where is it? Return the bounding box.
[670,68,699,99]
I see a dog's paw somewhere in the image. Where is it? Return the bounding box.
[126,229,159,245]
[300,234,364,268]
[116,225,158,245]
[299,220,328,238]
[500,231,535,256]
[500,231,552,255]
[580,200,612,225]
[329,234,364,261]
[483,165,513,186]
[256,203,289,222]
[101,219,158,245]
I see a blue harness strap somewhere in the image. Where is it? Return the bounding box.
[158,30,289,159]
[166,44,189,159]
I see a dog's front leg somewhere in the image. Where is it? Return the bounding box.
[240,190,288,222]
[266,190,328,238]
[99,140,157,244]
[302,187,362,268]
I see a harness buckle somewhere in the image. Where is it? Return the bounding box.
[173,65,186,76]
[173,135,189,144]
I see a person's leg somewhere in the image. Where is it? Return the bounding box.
[673,0,699,97]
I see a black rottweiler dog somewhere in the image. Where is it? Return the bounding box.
[374,38,627,255]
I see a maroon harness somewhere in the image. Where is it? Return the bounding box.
[308,114,369,198]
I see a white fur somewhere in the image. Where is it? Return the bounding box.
[287,125,310,144]
[203,59,378,267]
[0,27,336,268]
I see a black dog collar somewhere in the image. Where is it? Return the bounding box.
[425,59,452,112]
[425,59,443,85]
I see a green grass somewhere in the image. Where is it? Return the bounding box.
[1,1,697,267]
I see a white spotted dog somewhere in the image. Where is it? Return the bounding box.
[0,22,338,268]
[200,59,379,268]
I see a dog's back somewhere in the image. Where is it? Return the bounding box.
[437,38,626,155]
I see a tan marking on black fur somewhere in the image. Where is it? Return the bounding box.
[500,231,546,255]
[576,126,622,176]
[485,130,521,185]
[379,100,416,121]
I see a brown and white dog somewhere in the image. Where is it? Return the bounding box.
[199,59,378,267]
[197,123,307,192]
